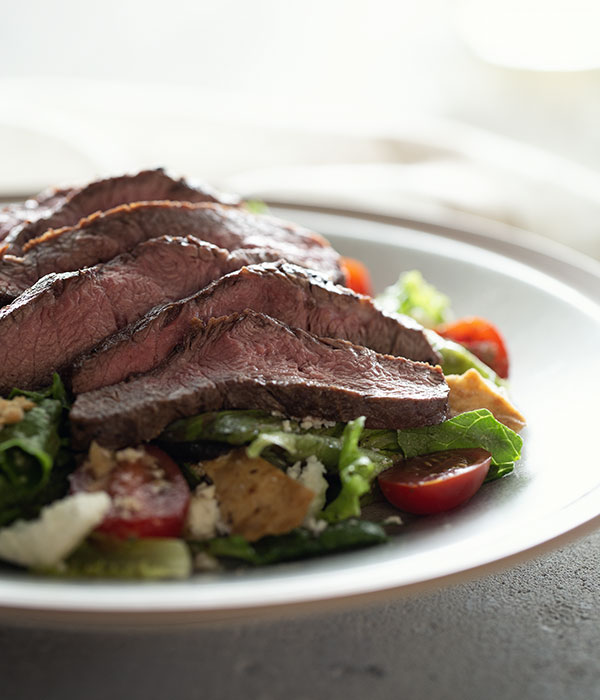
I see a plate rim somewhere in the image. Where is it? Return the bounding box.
[1,204,599,626]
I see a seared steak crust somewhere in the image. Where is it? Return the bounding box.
[0,236,269,393]
[70,310,449,449]
[1,168,239,254]
[71,262,439,394]
[0,201,343,304]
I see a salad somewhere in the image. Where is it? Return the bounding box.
[0,268,525,579]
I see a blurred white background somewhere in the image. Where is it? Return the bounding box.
[2,0,600,256]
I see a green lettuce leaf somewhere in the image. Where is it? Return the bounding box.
[9,372,71,408]
[358,428,400,452]
[485,462,516,482]
[0,375,71,526]
[40,536,192,579]
[375,271,504,386]
[396,409,522,479]
[246,430,346,470]
[203,519,388,566]
[323,417,376,522]
[246,425,392,473]
[247,420,393,520]
[161,410,299,445]
[376,269,450,327]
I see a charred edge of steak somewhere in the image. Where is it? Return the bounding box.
[69,261,440,394]
[0,201,344,303]
[69,309,449,450]
[2,168,240,254]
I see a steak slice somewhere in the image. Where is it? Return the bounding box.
[69,310,449,449]
[1,168,239,254]
[0,201,344,304]
[71,262,440,394]
[0,236,269,393]
[0,186,73,242]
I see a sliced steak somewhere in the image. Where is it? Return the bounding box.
[0,236,269,393]
[0,201,343,304]
[0,186,72,242]
[71,262,439,394]
[70,310,449,449]
[1,168,239,254]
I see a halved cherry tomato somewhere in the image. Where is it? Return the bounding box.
[70,445,190,539]
[340,256,374,297]
[436,316,509,378]
[377,448,492,515]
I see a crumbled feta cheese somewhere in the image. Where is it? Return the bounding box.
[287,455,328,519]
[85,443,159,481]
[303,516,328,535]
[299,416,336,430]
[193,551,221,572]
[113,495,143,515]
[0,396,35,429]
[184,484,228,541]
[0,492,111,568]
[382,515,404,526]
[115,447,147,463]
[287,462,301,480]
[281,420,293,433]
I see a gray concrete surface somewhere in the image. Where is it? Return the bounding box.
[1,529,599,700]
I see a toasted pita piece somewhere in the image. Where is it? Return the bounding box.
[446,369,526,433]
[202,448,315,542]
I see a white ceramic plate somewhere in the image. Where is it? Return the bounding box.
[1,206,599,626]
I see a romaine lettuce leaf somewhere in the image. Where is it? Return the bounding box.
[246,424,392,472]
[246,430,345,470]
[396,409,522,480]
[246,420,393,521]
[0,375,71,526]
[9,372,70,409]
[161,410,300,445]
[40,535,192,579]
[376,269,450,327]
[203,519,388,566]
[485,462,516,482]
[358,428,400,452]
[375,271,504,385]
[323,417,376,521]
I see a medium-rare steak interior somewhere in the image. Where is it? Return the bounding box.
[0,236,273,393]
[0,168,239,254]
[70,261,440,394]
[70,310,449,450]
[0,200,344,304]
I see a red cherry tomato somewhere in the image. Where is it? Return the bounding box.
[70,445,190,538]
[436,316,509,378]
[377,448,492,515]
[340,256,374,296]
